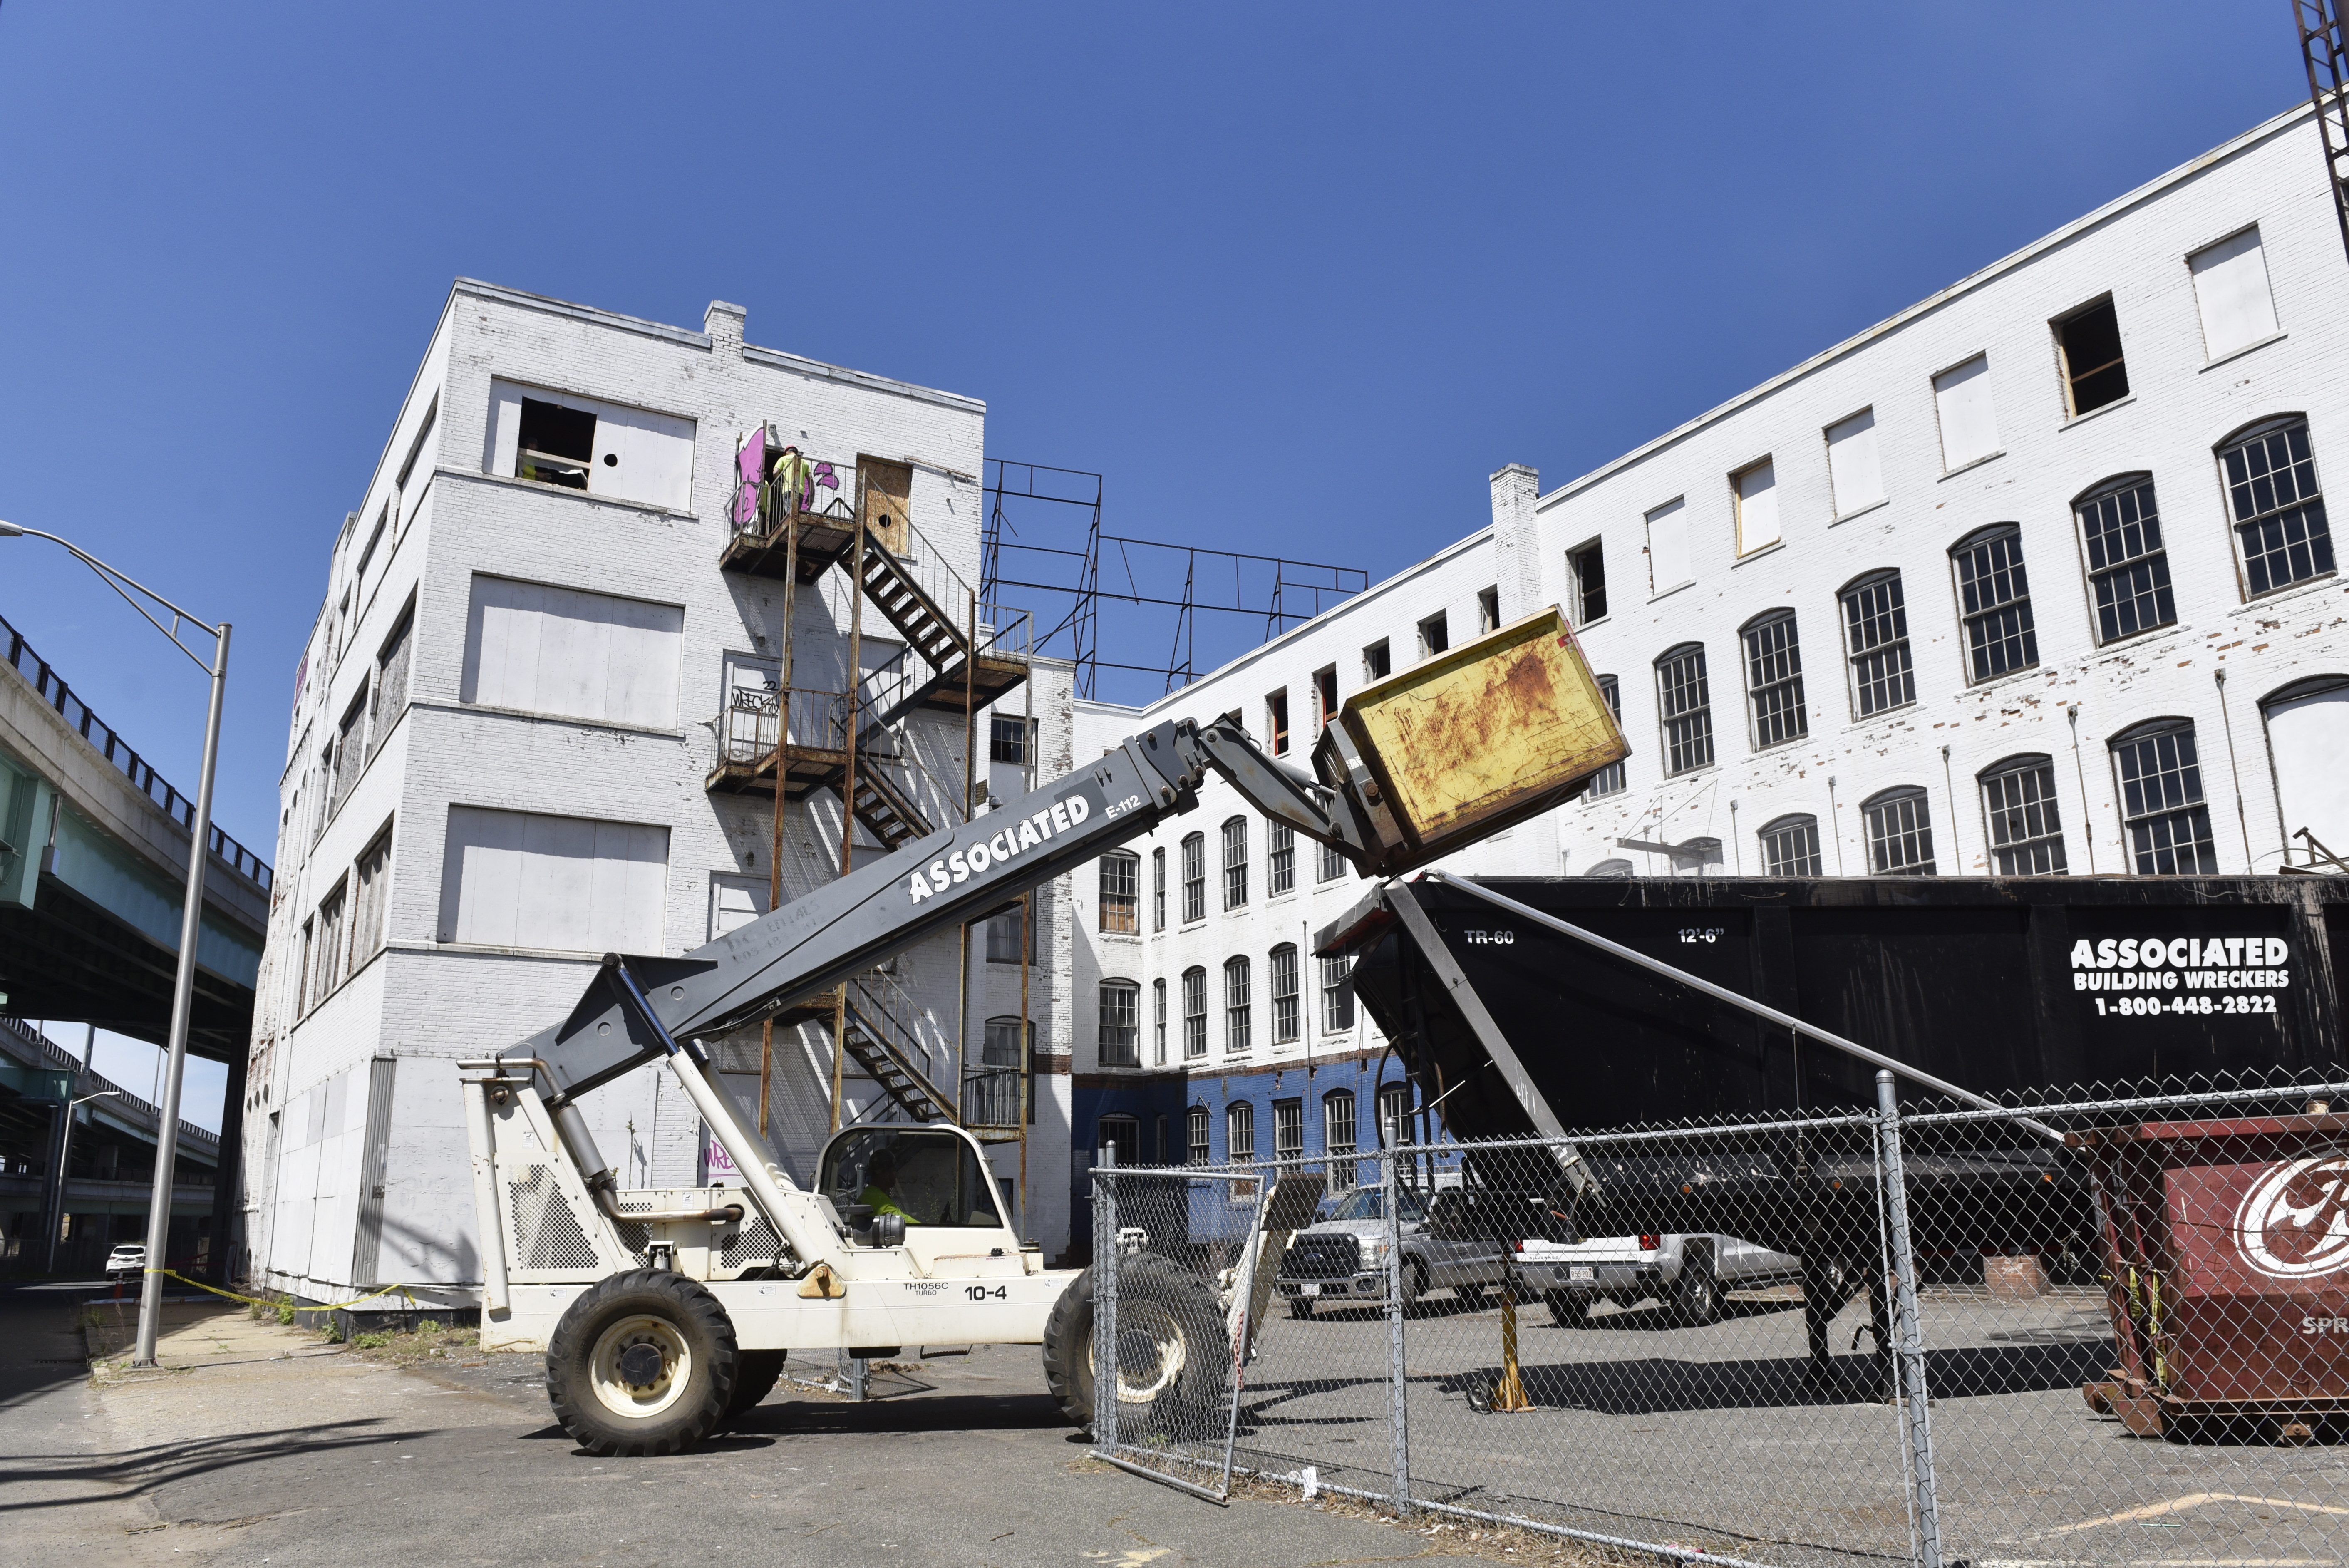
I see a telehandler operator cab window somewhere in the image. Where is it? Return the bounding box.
[821,1129,1005,1243]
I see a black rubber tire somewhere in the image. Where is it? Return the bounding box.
[1454,1280,1489,1312]
[1402,1260,1429,1313]
[724,1350,786,1423]
[1042,1268,1096,1427]
[1289,1294,1316,1319]
[1040,1255,1230,1435]
[1546,1290,1596,1328]
[1674,1251,1723,1327]
[546,1270,738,1457]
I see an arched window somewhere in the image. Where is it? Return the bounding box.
[1179,832,1206,922]
[1589,674,1626,794]
[1223,955,1253,1053]
[1653,643,1714,775]
[1319,951,1355,1032]
[1377,1082,1414,1149]
[1151,846,1166,930]
[1096,851,1138,933]
[2109,718,2218,874]
[1221,816,1249,909]
[1664,836,1723,878]
[1950,524,2039,682]
[1151,977,1167,1065]
[1324,1089,1359,1191]
[1757,814,1821,876]
[2260,675,2349,868]
[1226,1100,1256,1162]
[1585,858,1635,878]
[1862,786,1935,875]
[1268,943,1301,1043]
[1839,570,1914,717]
[2075,474,2175,643]
[1180,966,1208,1058]
[1186,1105,1211,1165]
[1739,610,1807,749]
[2219,417,2333,596]
[1978,754,2066,875]
[1097,978,1140,1067]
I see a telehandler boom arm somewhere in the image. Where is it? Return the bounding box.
[506,715,1364,1110]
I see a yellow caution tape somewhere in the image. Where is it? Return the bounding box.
[140,1268,447,1315]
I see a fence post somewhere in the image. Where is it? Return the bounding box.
[1094,1146,1118,1462]
[1874,1070,1944,1568]
[1381,1147,1411,1515]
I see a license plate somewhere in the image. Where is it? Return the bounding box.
[1300,1283,1320,1297]
[1569,1265,1596,1282]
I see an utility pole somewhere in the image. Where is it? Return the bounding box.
[0,520,229,1366]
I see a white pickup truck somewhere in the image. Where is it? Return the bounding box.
[1276,1186,1508,1317]
[1514,1231,1805,1327]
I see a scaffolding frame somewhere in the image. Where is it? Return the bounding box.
[982,459,1368,704]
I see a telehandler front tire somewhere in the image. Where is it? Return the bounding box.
[547,1270,737,1456]
[1042,1256,1229,1436]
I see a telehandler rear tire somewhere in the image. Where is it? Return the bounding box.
[547,1270,738,1456]
[1042,1256,1228,1436]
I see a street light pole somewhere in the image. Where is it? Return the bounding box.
[47,1089,123,1273]
[0,519,231,1367]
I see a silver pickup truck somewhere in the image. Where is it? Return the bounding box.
[1514,1232,1806,1327]
[1275,1186,1508,1317]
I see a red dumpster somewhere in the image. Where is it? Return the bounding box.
[2072,1113,2349,1442]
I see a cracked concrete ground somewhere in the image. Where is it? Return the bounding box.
[0,1282,1511,1568]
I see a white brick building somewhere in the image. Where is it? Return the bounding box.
[241,282,1071,1301]
[1049,101,2349,1253]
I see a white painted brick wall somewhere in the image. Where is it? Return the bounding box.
[1049,102,2349,1167]
[246,280,994,1298]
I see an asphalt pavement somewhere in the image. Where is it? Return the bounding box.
[0,1281,1454,1568]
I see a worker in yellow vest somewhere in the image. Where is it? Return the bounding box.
[769,444,813,521]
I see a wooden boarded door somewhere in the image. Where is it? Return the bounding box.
[857,457,912,554]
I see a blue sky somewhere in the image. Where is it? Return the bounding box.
[0,2,2317,1126]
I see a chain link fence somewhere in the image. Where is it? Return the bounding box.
[1093,1069,2349,1566]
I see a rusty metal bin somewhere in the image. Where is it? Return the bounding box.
[1315,605,1627,876]
[2072,1113,2349,1441]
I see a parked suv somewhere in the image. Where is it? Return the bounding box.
[104,1244,146,1281]
[1516,1231,1803,1326]
[1277,1186,1508,1317]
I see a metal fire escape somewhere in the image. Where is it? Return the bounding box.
[2296,0,2349,270]
[712,437,1032,1144]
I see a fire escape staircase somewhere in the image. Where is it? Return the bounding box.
[831,976,1015,1141]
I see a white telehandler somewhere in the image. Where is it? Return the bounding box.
[457,608,1622,1455]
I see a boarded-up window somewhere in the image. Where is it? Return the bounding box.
[2190,228,2278,361]
[329,686,369,819]
[308,879,348,1009]
[486,380,697,513]
[2261,677,2349,868]
[708,873,770,940]
[1646,497,1690,592]
[1933,356,1999,471]
[368,605,413,764]
[437,806,669,952]
[1733,460,1779,555]
[1825,410,1884,515]
[350,826,393,965]
[461,576,683,729]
